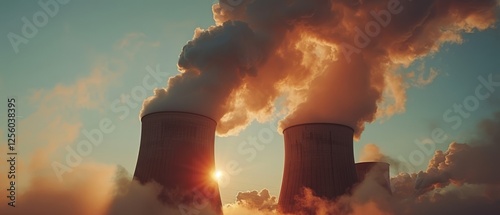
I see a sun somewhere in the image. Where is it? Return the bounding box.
[212,170,223,181]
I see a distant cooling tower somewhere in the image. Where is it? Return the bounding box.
[278,123,358,213]
[133,112,222,215]
[355,162,391,193]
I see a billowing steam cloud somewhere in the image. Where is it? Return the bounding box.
[389,112,500,215]
[223,189,277,214]
[224,113,500,215]
[141,0,498,137]
[141,21,269,135]
[234,189,277,210]
[414,112,500,192]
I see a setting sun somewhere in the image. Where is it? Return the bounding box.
[213,171,223,181]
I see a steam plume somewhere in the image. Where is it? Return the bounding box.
[141,0,498,137]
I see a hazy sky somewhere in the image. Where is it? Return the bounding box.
[1,0,500,208]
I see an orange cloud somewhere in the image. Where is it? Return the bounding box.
[0,60,123,194]
[143,0,498,137]
[114,32,161,59]
[0,163,117,215]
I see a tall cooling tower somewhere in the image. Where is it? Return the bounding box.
[355,162,391,193]
[278,123,358,213]
[133,112,222,215]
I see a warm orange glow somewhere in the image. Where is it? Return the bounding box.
[212,170,223,181]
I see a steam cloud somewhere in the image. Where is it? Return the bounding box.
[414,112,500,192]
[360,143,400,168]
[223,189,278,214]
[141,0,498,137]
[225,112,500,215]
[141,21,269,136]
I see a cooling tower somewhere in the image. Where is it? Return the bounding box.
[278,123,358,213]
[355,162,391,193]
[133,112,222,215]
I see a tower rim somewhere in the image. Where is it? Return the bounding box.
[141,111,217,124]
[283,123,354,134]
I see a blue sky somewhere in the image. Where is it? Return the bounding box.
[1,0,499,205]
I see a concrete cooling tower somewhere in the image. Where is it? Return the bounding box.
[355,162,391,193]
[278,123,358,213]
[133,112,222,215]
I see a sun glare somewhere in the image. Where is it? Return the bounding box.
[213,171,223,181]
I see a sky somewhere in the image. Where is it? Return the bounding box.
[1,0,500,214]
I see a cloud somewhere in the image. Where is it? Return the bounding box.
[296,135,500,214]
[141,21,269,135]
[360,143,389,162]
[378,62,439,119]
[416,68,439,87]
[223,189,277,215]
[114,32,161,59]
[275,0,497,136]
[0,64,121,212]
[389,112,500,214]
[273,113,500,214]
[0,60,123,191]
[359,143,401,170]
[292,185,393,215]
[415,113,500,192]
[407,63,440,87]
[106,167,199,215]
[0,162,117,215]
[377,70,409,119]
[235,189,277,211]
[142,0,498,137]
[29,63,120,111]
[0,163,188,215]
[21,61,121,153]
